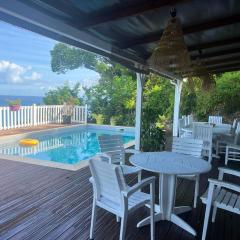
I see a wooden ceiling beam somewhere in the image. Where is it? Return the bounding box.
[191,47,240,60]
[202,55,240,65]
[188,36,240,51]
[72,0,184,29]
[38,0,86,18]
[207,62,240,70]
[211,67,240,74]
[120,14,240,49]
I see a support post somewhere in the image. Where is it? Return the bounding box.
[173,80,183,137]
[135,73,145,151]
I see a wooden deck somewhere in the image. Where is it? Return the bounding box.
[0,124,75,137]
[0,157,239,240]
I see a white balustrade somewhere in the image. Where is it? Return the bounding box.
[0,104,87,130]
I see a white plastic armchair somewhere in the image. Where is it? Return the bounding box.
[89,159,155,240]
[200,167,240,240]
[216,122,240,156]
[97,135,141,180]
[172,137,204,208]
[225,144,240,165]
[193,123,213,163]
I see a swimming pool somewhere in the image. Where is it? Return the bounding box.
[0,125,135,170]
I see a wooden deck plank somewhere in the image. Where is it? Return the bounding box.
[0,158,239,240]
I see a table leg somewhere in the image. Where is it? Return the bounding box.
[137,173,196,236]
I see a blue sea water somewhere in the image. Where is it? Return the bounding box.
[0,95,43,106]
[0,128,135,164]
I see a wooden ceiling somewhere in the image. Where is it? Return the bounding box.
[0,0,240,78]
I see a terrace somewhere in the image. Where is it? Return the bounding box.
[0,152,239,240]
[0,0,239,240]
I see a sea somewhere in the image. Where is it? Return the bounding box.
[0,95,43,106]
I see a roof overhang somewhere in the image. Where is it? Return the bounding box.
[0,0,239,79]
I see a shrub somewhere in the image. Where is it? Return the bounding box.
[92,113,104,125]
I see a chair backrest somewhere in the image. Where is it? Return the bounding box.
[208,116,222,124]
[232,118,238,129]
[172,137,203,157]
[187,114,193,126]
[234,122,240,144]
[89,159,125,206]
[193,123,213,143]
[98,135,125,164]
[178,118,184,137]
[182,115,188,127]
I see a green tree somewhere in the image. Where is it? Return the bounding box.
[181,72,240,121]
[51,43,100,73]
[43,82,81,105]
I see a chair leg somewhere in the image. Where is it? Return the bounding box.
[137,171,141,182]
[211,206,217,223]
[120,212,127,240]
[202,184,214,240]
[116,215,120,222]
[150,182,155,240]
[216,141,219,157]
[193,176,199,208]
[90,200,97,239]
[225,147,229,165]
[208,148,212,163]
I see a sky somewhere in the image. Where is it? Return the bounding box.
[0,21,100,96]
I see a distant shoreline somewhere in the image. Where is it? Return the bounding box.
[0,95,43,106]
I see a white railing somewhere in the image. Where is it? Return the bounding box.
[0,104,87,130]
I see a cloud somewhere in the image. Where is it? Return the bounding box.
[25,71,41,81]
[0,60,41,84]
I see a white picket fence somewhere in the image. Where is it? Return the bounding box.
[0,104,87,130]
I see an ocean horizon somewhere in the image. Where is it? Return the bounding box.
[0,95,43,106]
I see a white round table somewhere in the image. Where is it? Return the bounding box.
[130,151,211,236]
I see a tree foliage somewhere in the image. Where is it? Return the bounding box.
[43,82,81,105]
[49,43,240,151]
[181,72,240,121]
[51,43,100,73]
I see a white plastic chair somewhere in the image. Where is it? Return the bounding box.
[216,122,240,156]
[208,116,222,124]
[187,114,193,126]
[225,143,240,165]
[200,167,240,240]
[179,118,192,138]
[172,137,204,208]
[89,159,155,240]
[193,123,213,163]
[98,135,141,180]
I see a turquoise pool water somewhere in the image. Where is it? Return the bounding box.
[0,128,135,164]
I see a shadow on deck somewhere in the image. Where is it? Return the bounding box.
[0,155,239,240]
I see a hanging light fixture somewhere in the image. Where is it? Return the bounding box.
[193,50,215,90]
[148,8,192,76]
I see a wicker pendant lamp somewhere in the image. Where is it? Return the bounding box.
[193,51,215,90]
[148,8,191,76]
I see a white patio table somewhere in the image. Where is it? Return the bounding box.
[129,151,211,236]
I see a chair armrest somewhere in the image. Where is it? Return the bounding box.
[89,176,93,183]
[125,149,141,154]
[218,167,240,178]
[122,176,155,198]
[96,153,112,163]
[208,178,240,193]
